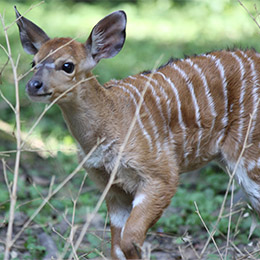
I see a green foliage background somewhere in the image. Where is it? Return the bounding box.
[1,0,260,154]
[1,0,260,258]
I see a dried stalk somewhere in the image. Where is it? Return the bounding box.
[200,98,260,258]
[9,139,100,249]
[194,201,223,259]
[0,12,22,260]
[237,0,260,30]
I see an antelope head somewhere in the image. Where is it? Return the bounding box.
[15,6,127,104]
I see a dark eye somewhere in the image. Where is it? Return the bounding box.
[62,62,74,73]
[31,61,35,68]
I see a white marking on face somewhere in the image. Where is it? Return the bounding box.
[115,245,126,260]
[35,63,55,69]
[45,62,55,69]
[132,193,146,208]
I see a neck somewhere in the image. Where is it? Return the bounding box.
[59,72,109,152]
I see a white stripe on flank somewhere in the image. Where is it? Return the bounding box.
[171,63,202,157]
[122,82,162,153]
[141,74,176,152]
[140,74,175,135]
[138,74,168,134]
[230,52,246,144]
[185,59,217,119]
[116,85,153,151]
[204,54,228,147]
[171,63,201,127]
[156,71,188,157]
[185,59,217,156]
[240,51,259,143]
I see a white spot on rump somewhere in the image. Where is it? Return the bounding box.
[132,193,146,208]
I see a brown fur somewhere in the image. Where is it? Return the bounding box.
[16,9,260,259]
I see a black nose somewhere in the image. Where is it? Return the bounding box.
[26,79,44,95]
[29,80,43,90]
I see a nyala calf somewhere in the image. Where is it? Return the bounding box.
[15,7,260,259]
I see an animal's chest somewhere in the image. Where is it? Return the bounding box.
[78,143,141,195]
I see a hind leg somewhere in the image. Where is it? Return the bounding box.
[225,158,260,217]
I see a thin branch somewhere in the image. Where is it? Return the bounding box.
[200,98,260,257]
[0,11,22,260]
[9,138,102,248]
[0,56,10,84]
[224,180,235,259]
[237,0,260,30]
[2,159,11,195]
[194,201,223,260]
[0,90,15,113]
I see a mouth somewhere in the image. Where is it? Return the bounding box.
[28,92,53,98]
[28,92,53,103]
[34,92,53,97]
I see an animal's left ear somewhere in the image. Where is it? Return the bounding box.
[14,6,50,55]
[85,10,126,65]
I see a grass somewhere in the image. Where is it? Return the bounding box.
[1,0,260,259]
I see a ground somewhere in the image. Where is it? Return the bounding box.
[0,137,259,259]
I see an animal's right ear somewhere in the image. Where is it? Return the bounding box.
[14,6,50,55]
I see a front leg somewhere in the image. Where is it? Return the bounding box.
[120,177,178,259]
[106,195,132,259]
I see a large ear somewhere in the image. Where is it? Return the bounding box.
[14,6,50,55]
[86,10,126,64]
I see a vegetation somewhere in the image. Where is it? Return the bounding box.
[0,0,260,259]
